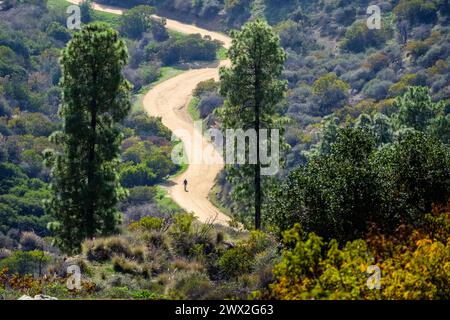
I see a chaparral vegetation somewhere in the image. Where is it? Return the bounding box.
[0,0,448,300]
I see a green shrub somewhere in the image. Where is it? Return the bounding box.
[394,0,438,25]
[123,111,171,139]
[126,186,156,205]
[169,271,212,299]
[341,20,392,52]
[120,5,156,39]
[83,236,143,262]
[8,112,57,137]
[157,34,220,65]
[169,213,197,256]
[405,41,429,59]
[142,230,169,250]
[312,73,350,112]
[120,162,157,188]
[138,65,160,84]
[46,22,71,43]
[217,245,254,279]
[112,255,141,275]
[19,231,44,251]
[388,74,418,97]
[170,214,215,258]
[193,79,219,97]
[0,250,50,276]
[128,216,164,232]
[0,162,27,194]
[102,286,133,299]
[393,86,444,131]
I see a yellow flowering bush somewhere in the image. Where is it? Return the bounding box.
[268,201,449,300]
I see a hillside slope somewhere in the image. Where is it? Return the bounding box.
[68,0,233,225]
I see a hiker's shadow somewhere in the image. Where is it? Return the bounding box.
[160,180,176,187]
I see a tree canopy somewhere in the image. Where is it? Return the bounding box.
[45,23,131,253]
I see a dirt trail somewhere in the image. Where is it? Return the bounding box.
[68,0,232,225]
[67,0,231,48]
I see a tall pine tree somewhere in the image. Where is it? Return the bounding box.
[217,19,287,230]
[45,23,131,253]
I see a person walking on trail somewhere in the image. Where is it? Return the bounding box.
[183,178,188,192]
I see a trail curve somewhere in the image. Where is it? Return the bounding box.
[67,0,232,226]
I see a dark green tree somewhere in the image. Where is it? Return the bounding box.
[394,86,449,144]
[120,5,156,39]
[303,128,379,241]
[80,0,92,24]
[312,116,340,155]
[45,23,131,253]
[218,19,287,229]
[266,126,450,240]
[394,0,438,25]
[373,130,450,225]
[354,113,393,146]
[266,127,381,240]
[394,86,440,131]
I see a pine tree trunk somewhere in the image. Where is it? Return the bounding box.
[254,105,261,230]
[86,64,98,238]
[254,57,262,230]
[254,146,261,230]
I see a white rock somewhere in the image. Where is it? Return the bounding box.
[18,294,57,300]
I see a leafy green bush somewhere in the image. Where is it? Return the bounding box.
[137,64,160,84]
[7,112,57,136]
[121,138,178,186]
[0,250,50,275]
[362,79,392,100]
[394,0,438,25]
[269,224,376,300]
[388,74,419,96]
[125,186,156,205]
[341,20,392,52]
[123,111,171,139]
[120,162,157,188]
[169,271,212,299]
[170,213,215,258]
[217,245,254,279]
[0,177,51,236]
[374,130,450,225]
[0,162,27,194]
[46,22,71,43]
[128,216,164,232]
[120,5,156,39]
[131,289,166,300]
[269,206,450,300]
[312,73,350,113]
[193,79,220,97]
[393,86,446,132]
[157,34,220,65]
[266,111,449,241]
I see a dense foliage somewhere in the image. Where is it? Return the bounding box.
[267,201,449,300]
[0,1,184,250]
[45,23,131,253]
[1,0,449,300]
[218,19,287,229]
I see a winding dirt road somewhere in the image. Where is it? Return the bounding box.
[68,1,232,225]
